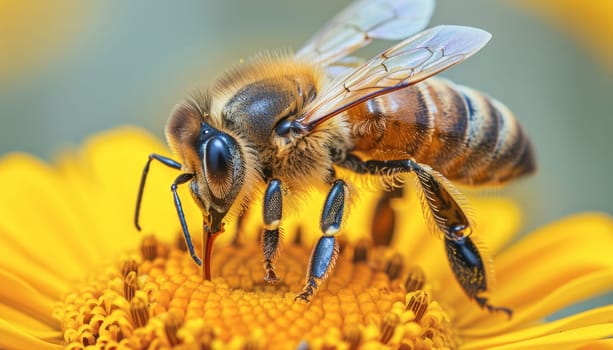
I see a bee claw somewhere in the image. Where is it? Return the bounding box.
[295,290,312,303]
[264,270,279,284]
[475,295,513,319]
[192,255,203,266]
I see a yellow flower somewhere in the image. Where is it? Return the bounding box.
[0,127,612,350]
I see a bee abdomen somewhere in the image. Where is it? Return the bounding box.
[434,82,536,185]
[407,78,535,185]
[348,78,535,186]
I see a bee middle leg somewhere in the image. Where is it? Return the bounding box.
[262,179,283,283]
[295,179,346,302]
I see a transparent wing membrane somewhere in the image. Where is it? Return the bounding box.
[297,0,435,65]
[298,25,492,129]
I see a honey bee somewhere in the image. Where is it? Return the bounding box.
[135,0,534,315]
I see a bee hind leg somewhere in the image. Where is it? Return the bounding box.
[295,179,346,302]
[444,234,512,318]
[413,164,512,317]
[337,154,511,316]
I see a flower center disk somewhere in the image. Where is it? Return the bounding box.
[54,233,460,349]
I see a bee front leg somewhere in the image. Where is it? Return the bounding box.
[171,173,202,267]
[296,179,346,302]
[133,153,203,267]
[262,179,283,283]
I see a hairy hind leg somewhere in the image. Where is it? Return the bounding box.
[337,154,511,316]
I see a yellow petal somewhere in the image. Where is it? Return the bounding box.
[496,213,613,304]
[464,323,613,350]
[578,339,613,350]
[76,127,203,252]
[461,269,613,335]
[0,304,61,340]
[0,270,59,327]
[0,154,96,281]
[456,213,613,331]
[0,245,68,299]
[462,305,613,348]
[470,197,522,254]
[0,319,62,350]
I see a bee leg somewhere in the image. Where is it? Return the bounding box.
[262,179,283,283]
[444,234,512,318]
[338,155,511,315]
[337,153,419,175]
[134,153,182,231]
[339,155,471,238]
[411,164,512,317]
[371,188,404,246]
[296,179,346,302]
[134,153,203,268]
[171,173,203,267]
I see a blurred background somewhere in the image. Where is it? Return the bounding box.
[1,0,611,313]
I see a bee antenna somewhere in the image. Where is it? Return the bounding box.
[134,153,183,231]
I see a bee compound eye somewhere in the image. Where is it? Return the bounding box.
[205,136,231,181]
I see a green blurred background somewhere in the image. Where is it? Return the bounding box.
[1,0,611,315]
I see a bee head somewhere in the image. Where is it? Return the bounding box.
[166,98,246,233]
[193,122,245,232]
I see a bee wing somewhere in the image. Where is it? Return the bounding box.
[297,25,492,129]
[296,0,434,65]
[324,56,366,81]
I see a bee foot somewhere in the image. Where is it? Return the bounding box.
[295,291,312,303]
[264,270,280,284]
[475,295,513,319]
[295,280,316,302]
